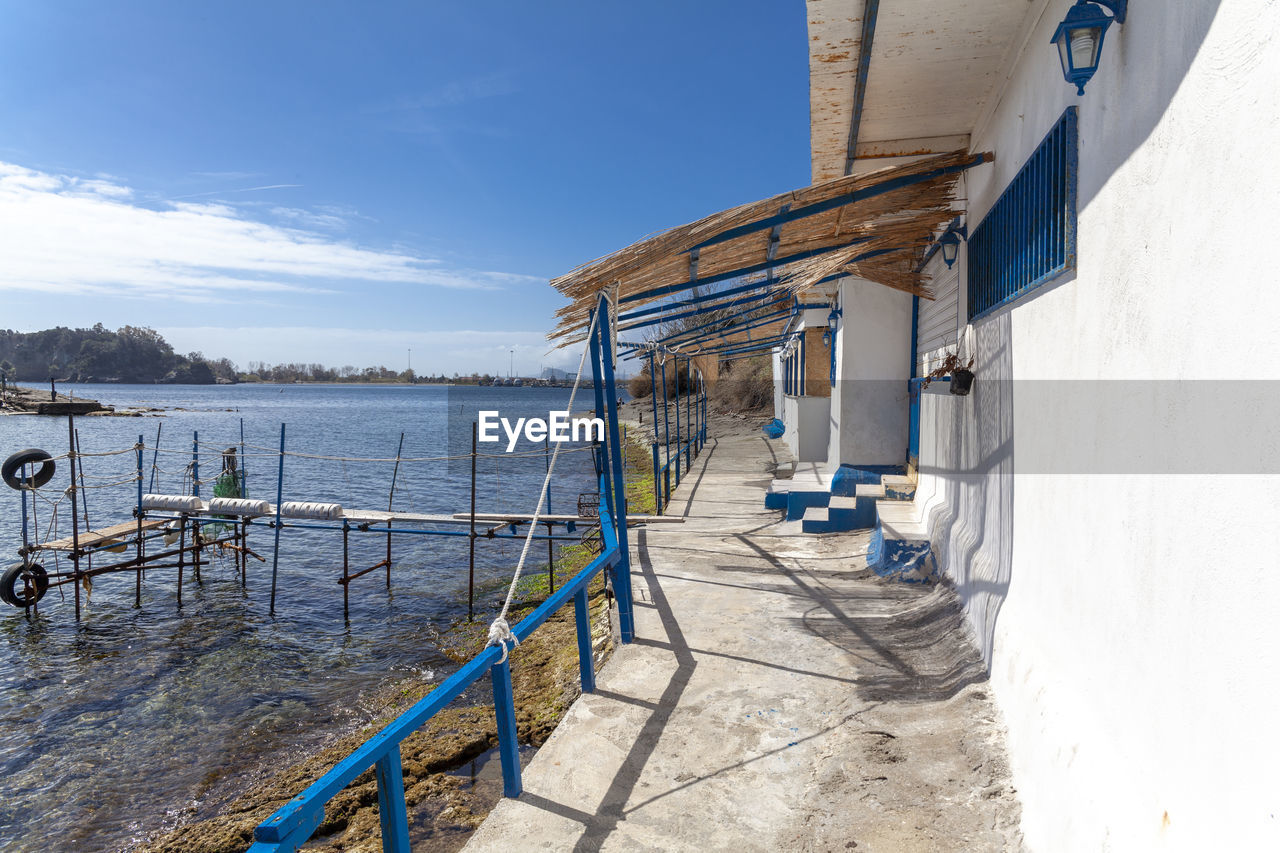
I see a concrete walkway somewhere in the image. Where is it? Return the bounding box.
[465,419,1022,852]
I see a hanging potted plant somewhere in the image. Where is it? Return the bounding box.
[920,346,975,396]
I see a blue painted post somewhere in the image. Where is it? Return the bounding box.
[672,357,681,486]
[651,442,661,515]
[269,424,286,615]
[239,418,247,498]
[684,358,692,470]
[647,351,660,446]
[191,430,202,584]
[587,310,617,526]
[701,373,707,445]
[491,657,522,798]
[374,745,411,853]
[659,356,670,477]
[18,466,29,558]
[574,587,595,693]
[595,293,634,644]
[136,435,144,607]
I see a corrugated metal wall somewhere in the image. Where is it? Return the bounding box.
[915,258,959,376]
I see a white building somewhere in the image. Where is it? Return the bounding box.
[550,2,1279,848]
[776,1,1280,849]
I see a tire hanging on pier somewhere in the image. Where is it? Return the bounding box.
[2,448,56,491]
[1,563,49,607]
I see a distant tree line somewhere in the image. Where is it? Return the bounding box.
[0,325,489,385]
[0,325,222,384]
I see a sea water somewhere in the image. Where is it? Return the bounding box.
[0,383,605,851]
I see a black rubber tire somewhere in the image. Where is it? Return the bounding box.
[2,449,56,491]
[1,563,49,608]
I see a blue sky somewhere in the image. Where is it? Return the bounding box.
[0,1,809,376]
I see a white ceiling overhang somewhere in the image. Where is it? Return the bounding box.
[809,0,1038,181]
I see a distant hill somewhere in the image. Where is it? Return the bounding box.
[0,325,228,384]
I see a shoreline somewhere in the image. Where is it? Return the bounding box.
[135,425,660,853]
[137,567,616,853]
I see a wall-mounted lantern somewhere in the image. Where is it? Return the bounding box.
[1051,0,1126,96]
[821,306,841,346]
[939,229,964,269]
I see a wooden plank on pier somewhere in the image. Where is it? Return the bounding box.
[342,510,464,525]
[451,512,683,524]
[35,518,168,552]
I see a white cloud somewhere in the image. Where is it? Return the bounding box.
[0,161,540,301]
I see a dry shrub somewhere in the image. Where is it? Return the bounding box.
[628,371,652,398]
[709,355,774,413]
[628,361,693,400]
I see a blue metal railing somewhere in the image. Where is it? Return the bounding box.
[649,382,707,515]
[247,541,621,852]
[247,293,635,852]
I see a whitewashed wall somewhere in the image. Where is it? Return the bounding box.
[781,394,831,462]
[918,1,1280,849]
[826,276,913,471]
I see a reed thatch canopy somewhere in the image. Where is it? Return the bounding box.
[549,149,991,345]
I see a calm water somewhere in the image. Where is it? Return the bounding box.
[0,383,603,851]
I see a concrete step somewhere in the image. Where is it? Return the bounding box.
[800,494,873,533]
[866,498,935,583]
[874,499,930,540]
[854,483,885,499]
[881,475,916,501]
[765,464,830,515]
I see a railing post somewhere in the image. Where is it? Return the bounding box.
[651,442,661,515]
[673,358,681,481]
[491,657,523,798]
[647,351,660,448]
[136,434,144,607]
[574,587,595,693]
[374,745,411,853]
[595,293,634,644]
[660,356,670,481]
[269,423,286,615]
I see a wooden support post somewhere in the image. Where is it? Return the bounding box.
[374,745,411,853]
[491,657,522,798]
[574,587,595,693]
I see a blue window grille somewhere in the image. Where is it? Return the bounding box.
[968,106,1078,321]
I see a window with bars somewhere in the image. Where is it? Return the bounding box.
[968,106,1078,321]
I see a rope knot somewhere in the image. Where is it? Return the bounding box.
[485,618,520,664]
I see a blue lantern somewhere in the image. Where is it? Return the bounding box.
[1050,0,1126,95]
[939,230,962,269]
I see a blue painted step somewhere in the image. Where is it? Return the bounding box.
[866,499,936,583]
[801,495,876,533]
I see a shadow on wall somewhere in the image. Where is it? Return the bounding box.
[918,312,1014,670]
[1074,0,1224,213]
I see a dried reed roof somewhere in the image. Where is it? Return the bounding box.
[550,149,991,343]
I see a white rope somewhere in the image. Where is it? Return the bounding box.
[486,307,600,664]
